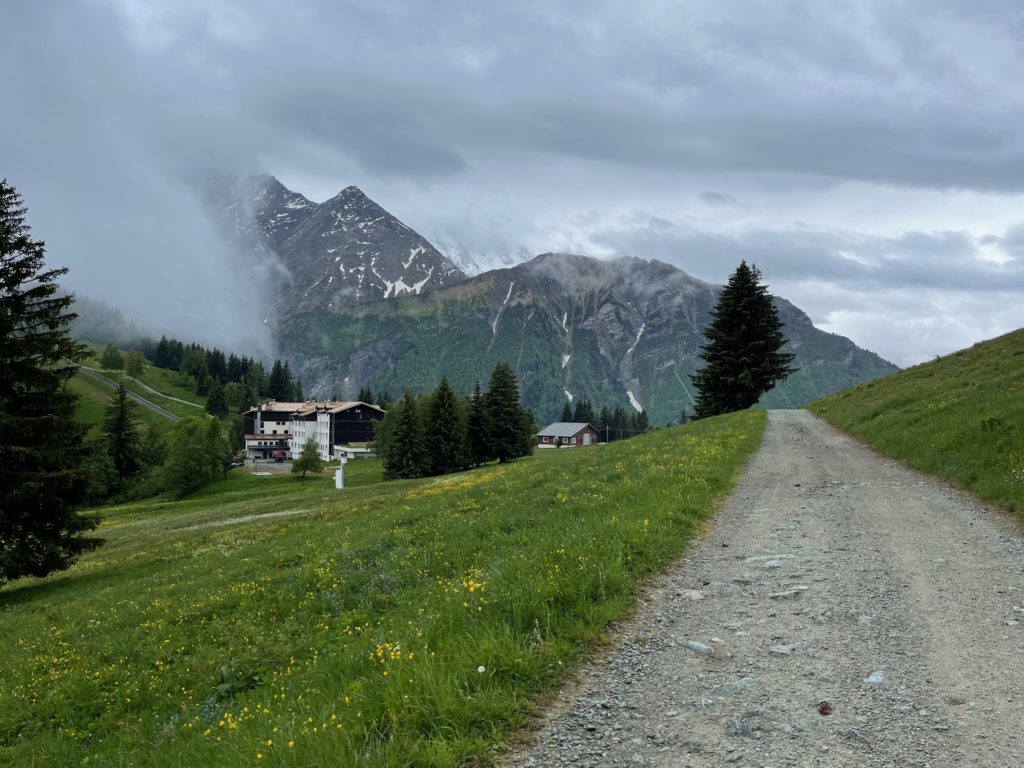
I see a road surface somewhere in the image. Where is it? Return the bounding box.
[507,410,1024,768]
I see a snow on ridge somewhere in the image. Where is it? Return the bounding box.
[411,266,434,294]
[403,245,425,270]
[564,390,574,403]
[561,354,571,369]
[558,312,569,333]
[626,390,643,413]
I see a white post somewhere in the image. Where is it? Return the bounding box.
[334,456,348,490]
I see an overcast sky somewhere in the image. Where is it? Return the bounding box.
[3,0,1023,365]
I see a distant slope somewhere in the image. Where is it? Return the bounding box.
[69,372,171,439]
[810,328,1024,515]
[281,252,897,424]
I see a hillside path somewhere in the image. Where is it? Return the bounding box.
[505,409,1024,768]
[78,366,181,421]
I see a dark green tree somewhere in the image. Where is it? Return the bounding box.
[161,417,228,495]
[292,437,325,478]
[691,261,797,418]
[484,362,534,463]
[0,180,99,581]
[427,377,468,475]
[635,409,650,433]
[99,343,124,371]
[466,382,490,466]
[383,391,429,479]
[560,400,573,422]
[140,421,167,468]
[378,390,393,410]
[357,385,374,404]
[205,378,228,418]
[573,398,595,423]
[124,350,146,378]
[103,384,142,479]
[267,359,292,401]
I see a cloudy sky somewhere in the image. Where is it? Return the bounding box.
[3,0,1023,365]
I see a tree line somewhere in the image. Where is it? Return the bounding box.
[557,398,651,441]
[376,362,535,479]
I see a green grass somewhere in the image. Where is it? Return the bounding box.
[809,328,1024,515]
[0,411,764,767]
[69,372,172,440]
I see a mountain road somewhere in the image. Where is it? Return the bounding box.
[506,409,1024,767]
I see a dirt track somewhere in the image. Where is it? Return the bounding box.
[506,409,1024,767]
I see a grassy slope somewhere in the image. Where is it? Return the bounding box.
[80,343,208,418]
[0,411,765,767]
[69,372,171,440]
[809,329,1024,515]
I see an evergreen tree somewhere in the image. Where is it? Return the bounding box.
[692,262,797,418]
[597,406,612,442]
[560,400,573,422]
[205,379,228,418]
[201,418,233,480]
[283,362,298,400]
[357,385,374,404]
[140,422,167,468]
[267,360,290,400]
[635,409,650,433]
[484,362,534,463]
[99,344,124,371]
[0,180,99,581]
[292,438,326,478]
[294,376,304,402]
[427,377,468,475]
[378,390,393,410]
[103,384,142,479]
[466,382,490,466]
[573,398,595,423]
[383,391,428,479]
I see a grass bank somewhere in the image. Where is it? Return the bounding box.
[1,410,765,766]
[810,328,1024,515]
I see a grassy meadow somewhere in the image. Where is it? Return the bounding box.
[810,328,1024,515]
[0,410,764,767]
[69,372,176,440]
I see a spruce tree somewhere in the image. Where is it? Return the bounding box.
[692,262,797,418]
[267,360,290,401]
[383,391,429,479]
[427,377,468,475]
[466,382,490,466]
[0,180,99,581]
[484,362,534,463]
[103,384,142,479]
[560,400,573,422]
[357,386,374,404]
[205,379,228,418]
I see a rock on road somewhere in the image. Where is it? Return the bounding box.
[505,410,1024,768]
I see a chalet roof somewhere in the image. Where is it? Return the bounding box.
[245,400,387,417]
[537,422,596,438]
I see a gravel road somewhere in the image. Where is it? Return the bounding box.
[505,409,1024,768]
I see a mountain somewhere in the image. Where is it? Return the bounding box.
[210,175,466,314]
[278,252,898,425]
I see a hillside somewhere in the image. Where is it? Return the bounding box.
[281,253,897,424]
[810,328,1024,515]
[0,411,764,766]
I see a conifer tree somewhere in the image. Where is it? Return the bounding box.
[267,360,290,401]
[428,377,468,475]
[484,362,534,463]
[103,384,142,479]
[357,386,374,404]
[0,180,99,581]
[692,262,797,418]
[383,391,429,479]
[560,400,573,421]
[466,382,490,466]
[205,379,228,418]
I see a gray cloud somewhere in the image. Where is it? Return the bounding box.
[2,0,1023,362]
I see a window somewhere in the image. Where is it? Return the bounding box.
[542,437,549,443]
[571,438,576,444]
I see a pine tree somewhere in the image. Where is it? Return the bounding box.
[383,391,429,479]
[427,377,468,475]
[357,386,374,404]
[466,382,490,466]
[635,409,650,433]
[206,379,228,418]
[103,384,142,479]
[0,180,99,581]
[692,262,797,418]
[292,437,325,478]
[560,400,573,421]
[573,398,595,423]
[379,390,394,410]
[484,362,534,463]
[267,360,290,401]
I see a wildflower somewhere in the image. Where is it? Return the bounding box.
[477,665,486,674]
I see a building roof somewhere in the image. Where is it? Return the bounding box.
[246,400,387,417]
[537,422,596,438]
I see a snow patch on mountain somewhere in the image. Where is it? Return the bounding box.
[626,390,643,413]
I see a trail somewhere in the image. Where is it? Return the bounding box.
[507,410,1024,767]
[77,367,181,421]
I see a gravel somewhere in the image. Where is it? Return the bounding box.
[503,409,1024,767]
